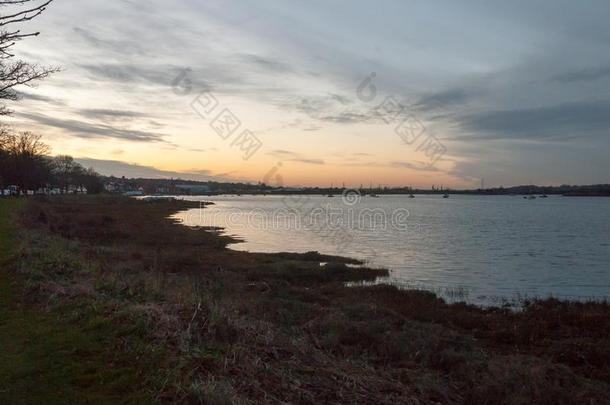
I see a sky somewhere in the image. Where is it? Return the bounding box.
[6,0,610,188]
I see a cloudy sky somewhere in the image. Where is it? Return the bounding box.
[6,0,610,188]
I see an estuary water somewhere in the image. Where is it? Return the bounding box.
[172,194,610,306]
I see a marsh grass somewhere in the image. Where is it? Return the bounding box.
[0,199,160,403]
[3,195,609,403]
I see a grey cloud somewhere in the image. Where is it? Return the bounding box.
[302,125,322,131]
[268,149,298,158]
[551,66,610,83]
[414,88,479,112]
[73,27,145,56]
[267,149,325,165]
[14,91,65,106]
[18,112,166,143]
[289,158,325,165]
[184,169,213,176]
[213,171,238,178]
[446,141,610,187]
[458,99,610,141]
[75,158,228,181]
[329,93,351,105]
[79,108,148,121]
[318,112,372,124]
[389,161,442,172]
[78,60,290,112]
[239,54,293,73]
[338,159,440,172]
[78,63,179,87]
[293,94,376,125]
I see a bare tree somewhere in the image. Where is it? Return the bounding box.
[1,130,51,191]
[51,154,75,193]
[0,0,58,115]
[50,155,102,194]
[0,126,13,187]
[0,124,12,148]
[1,132,103,193]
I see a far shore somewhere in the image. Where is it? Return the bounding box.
[131,190,610,198]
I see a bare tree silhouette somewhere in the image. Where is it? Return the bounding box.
[0,131,102,194]
[0,0,58,115]
[0,130,50,190]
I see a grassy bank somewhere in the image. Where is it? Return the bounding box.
[2,195,610,403]
[0,198,155,403]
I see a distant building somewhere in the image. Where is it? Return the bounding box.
[104,182,121,192]
[175,184,210,195]
[35,187,60,195]
[281,187,304,193]
[124,190,144,197]
[1,186,19,196]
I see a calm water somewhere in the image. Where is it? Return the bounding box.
[172,194,610,306]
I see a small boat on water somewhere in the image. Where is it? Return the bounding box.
[409,194,415,198]
[367,182,380,198]
[443,193,450,198]
[523,195,537,200]
[540,194,549,198]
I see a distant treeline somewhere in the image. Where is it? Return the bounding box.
[0,130,102,194]
[100,175,610,197]
[457,184,610,197]
[105,177,273,195]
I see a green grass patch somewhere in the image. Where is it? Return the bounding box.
[0,198,21,260]
[0,199,156,404]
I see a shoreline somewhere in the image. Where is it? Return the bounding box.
[170,195,610,309]
[1,195,609,402]
[127,191,610,198]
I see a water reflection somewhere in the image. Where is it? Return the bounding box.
[173,194,610,306]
